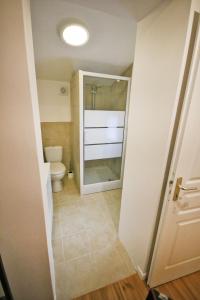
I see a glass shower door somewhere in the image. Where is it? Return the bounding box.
[83,75,128,188]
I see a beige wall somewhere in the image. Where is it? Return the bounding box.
[37,79,72,171]
[37,79,71,122]
[0,0,54,299]
[41,122,72,171]
[37,77,72,171]
[71,72,81,188]
[119,0,191,276]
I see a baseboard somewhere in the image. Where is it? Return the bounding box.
[136,265,147,280]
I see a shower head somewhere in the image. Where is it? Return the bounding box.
[91,85,98,95]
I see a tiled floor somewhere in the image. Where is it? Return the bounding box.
[52,177,135,300]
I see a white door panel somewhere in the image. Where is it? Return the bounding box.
[148,11,200,287]
[84,110,125,128]
[84,143,123,160]
[168,218,200,265]
[84,128,124,144]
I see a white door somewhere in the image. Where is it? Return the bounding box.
[148,10,200,287]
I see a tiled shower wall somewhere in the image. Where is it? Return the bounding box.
[83,75,130,178]
[40,122,72,171]
[84,81,127,111]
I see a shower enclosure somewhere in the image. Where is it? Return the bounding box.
[71,71,130,194]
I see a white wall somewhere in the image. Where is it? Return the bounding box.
[37,79,71,122]
[0,0,54,299]
[119,0,191,277]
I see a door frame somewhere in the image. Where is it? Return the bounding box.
[78,70,131,195]
[147,2,200,286]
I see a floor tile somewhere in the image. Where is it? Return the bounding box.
[61,212,87,237]
[65,255,97,297]
[92,245,130,287]
[59,202,78,220]
[52,220,63,240]
[52,179,135,299]
[115,240,136,275]
[87,223,117,251]
[63,231,91,261]
[52,238,64,264]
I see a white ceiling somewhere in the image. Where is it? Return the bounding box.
[62,0,164,21]
[30,0,163,81]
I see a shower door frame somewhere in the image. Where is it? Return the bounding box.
[79,70,131,195]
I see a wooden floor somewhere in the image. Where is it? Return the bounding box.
[74,274,148,300]
[157,271,200,300]
[74,271,200,300]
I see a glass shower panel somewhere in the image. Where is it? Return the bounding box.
[83,76,127,110]
[83,75,128,186]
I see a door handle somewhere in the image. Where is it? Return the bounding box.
[173,177,182,201]
[173,177,198,201]
[179,185,198,191]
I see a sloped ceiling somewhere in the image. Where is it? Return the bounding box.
[30,0,163,81]
[62,0,164,21]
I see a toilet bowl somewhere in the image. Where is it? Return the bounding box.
[50,162,66,192]
[44,146,66,192]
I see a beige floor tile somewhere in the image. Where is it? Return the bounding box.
[52,180,134,299]
[115,240,136,275]
[53,206,60,222]
[108,204,121,229]
[87,222,117,251]
[63,179,79,195]
[79,194,107,209]
[92,244,130,288]
[56,255,96,298]
[104,190,121,229]
[56,289,70,300]
[59,202,78,220]
[54,192,80,207]
[81,208,109,230]
[63,231,91,261]
[52,238,64,264]
[78,196,111,229]
[61,212,87,237]
[60,193,80,204]
[54,262,71,300]
[52,220,63,240]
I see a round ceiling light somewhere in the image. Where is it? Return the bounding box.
[61,23,89,46]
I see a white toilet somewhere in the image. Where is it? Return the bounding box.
[44,146,66,192]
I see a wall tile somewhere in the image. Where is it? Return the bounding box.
[41,122,72,171]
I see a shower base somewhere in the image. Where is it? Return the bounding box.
[84,165,119,185]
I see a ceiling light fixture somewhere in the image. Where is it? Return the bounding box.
[61,23,89,46]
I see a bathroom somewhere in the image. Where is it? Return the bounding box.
[3,1,200,299]
[37,72,134,300]
[31,0,135,299]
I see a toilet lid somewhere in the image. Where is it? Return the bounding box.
[50,162,66,175]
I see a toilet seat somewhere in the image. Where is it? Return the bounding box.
[50,162,66,175]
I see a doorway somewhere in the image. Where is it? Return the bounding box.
[148,10,200,287]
